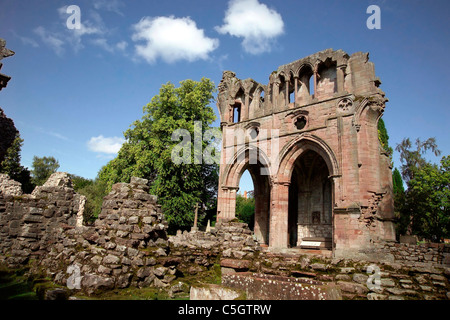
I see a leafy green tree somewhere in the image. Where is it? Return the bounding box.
[0,133,34,193]
[392,167,404,196]
[31,156,60,186]
[378,118,393,162]
[395,137,441,183]
[392,167,407,236]
[406,156,449,241]
[68,174,94,191]
[76,178,108,224]
[395,137,449,241]
[236,193,255,229]
[99,78,218,231]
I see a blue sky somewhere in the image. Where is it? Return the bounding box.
[0,0,449,193]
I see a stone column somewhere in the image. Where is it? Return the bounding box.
[269,180,290,248]
[242,90,250,121]
[285,79,289,105]
[273,81,280,109]
[336,65,346,93]
[313,70,318,98]
[293,76,298,103]
[216,123,228,221]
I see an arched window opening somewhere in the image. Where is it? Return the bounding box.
[316,59,337,97]
[309,75,315,96]
[232,102,241,123]
[299,65,314,98]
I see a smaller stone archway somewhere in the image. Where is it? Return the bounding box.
[219,146,272,245]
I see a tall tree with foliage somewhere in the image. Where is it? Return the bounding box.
[378,118,393,163]
[395,137,441,183]
[76,178,109,224]
[31,156,60,186]
[392,167,407,236]
[406,156,449,241]
[68,174,94,191]
[99,78,218,231]
[0,133,34,193]
[236,193,255,229]
[395,137,449,241]
[392,167,405,196]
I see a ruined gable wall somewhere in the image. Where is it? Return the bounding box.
[216,48,395,253]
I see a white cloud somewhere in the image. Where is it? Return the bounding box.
[24,122,70,141]
[33,26,65,56]
[57,5,104,36]
[33,7,107,55]
[91,39,129,55]
[63,7,106,52]
[19,36,39,48]
[215,0,284,54]
[91,38,115,53]
[11,31,40,48]
[93,0,125,16]
[87,135,125,154]
[32,6,127,56]
[131,16,219,64]
[48,131,69,141]
[116,41,128,51]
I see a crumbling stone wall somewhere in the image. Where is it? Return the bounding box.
[0,173,83,267]
[0,174,22,196]
[0,174,179,296]
[170,223,449,300]
[38,177,175,295]
[373,241,449,266]
[248,250,449,300]
[168,221,259,276]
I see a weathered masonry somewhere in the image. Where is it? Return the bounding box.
[216,49,396,257]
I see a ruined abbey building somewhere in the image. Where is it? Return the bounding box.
[216,49,395,259]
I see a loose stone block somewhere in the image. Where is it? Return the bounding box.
[103,254,120,265]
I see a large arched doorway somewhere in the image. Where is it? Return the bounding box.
[288,150,332,248]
